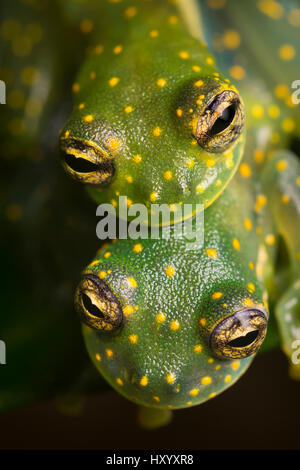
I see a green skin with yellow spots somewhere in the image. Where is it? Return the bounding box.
[67,0,300,427]
[1,0,300,427]
[60,0,246,224]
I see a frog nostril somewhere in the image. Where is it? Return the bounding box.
[82,293,104,319]
[228,329,259,348]
[64,153,100,173]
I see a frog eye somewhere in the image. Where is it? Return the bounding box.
[209,308,267,359]
[195,90,244,153]
[60,138,114,185]
[75,275,123,331]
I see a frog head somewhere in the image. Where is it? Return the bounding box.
[60,28,245,224]
[75,235,268,409]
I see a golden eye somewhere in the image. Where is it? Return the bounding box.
[60,138,114,185]
[195,90,245,153]
[210,308,268,359]
[75,275,123,331]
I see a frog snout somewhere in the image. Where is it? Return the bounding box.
[210,308,268,359]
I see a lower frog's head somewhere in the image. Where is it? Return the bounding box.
[75,237,268,409]
[60,26,245,224]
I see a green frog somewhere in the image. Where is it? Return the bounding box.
[62,0,300,427]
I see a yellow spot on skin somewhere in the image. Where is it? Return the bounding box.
[132,154,142,164]
[186,401,192,406]
[129,334,138,344]
[244,218,252,231]
[80,19,93,34]
[90,71,96,80]
[164,170,172,181]
[133,243,143,253]
[78,103,85,110]
[170,320,180,331]
[150,30,159,38]
[153,396,160,402]
[248,283,255,293]
[104,252,111,259]
[258,0,284,19]
[176,108,183,117]
[166,373,175,384]
[297,177,300,186]
[230,65,245,80]
[240,163,251,178]
[223,30,241,49]
[83,114,94,123]
[152,126,162,136]
[165,265,176,277]
[206,159,215,168]
[206,248,218,259]
[232,361,240,370]
[279,44,295,61]
[99,271,107,279]
[209,393,216,399]
[109,77,119,87]
[72,83,80,93]
[94,44,104,54]
[105,349,113,358]
[126,175,133,183]
[64,130,70,138]
[254,148,264,164]
[189,388,199,397]
[276,160,287,171]
[200,318,206,327]
[196,184,204,194]
[265,234,275,245]
[202,376,212,385]
[156,313,166,324]
[127,277,137,289]
[179,51,189,59]
[268,105,280,118]
[116,378,123,386]
[274,84,289,99]
[150,192,158,202]
[212,292,223,300]
[282,118,295,133]
[206,57,214,65]
[252,105,264,118]
[95,354,101,362]
[140,376,148,387]
[194,344,202,353]
[225,375,232,383]
[125,7,137,18]
[192,65,201,72]
[244,298,254,307]
[168,15,179,24]
[157,78,167,87]
[123,305,134,316]
[113,45,123,54]
[109,139,120,151]
[215,364,221,370]
[282,195,290,204]
[186,159,195,169]
[233,238,240,251]
[194,80,204,87]
[208,358,214,364]
[255,194,267,213]
[125,105,133,113]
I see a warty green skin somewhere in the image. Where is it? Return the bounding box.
[60,0,245,223]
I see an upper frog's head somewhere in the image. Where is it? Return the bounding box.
[75,235,268,409]
[60,27,245,224]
